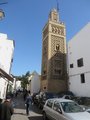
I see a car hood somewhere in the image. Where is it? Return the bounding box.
[65,112,90,120]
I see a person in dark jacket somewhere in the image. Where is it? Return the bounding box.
[25,93,32,115]
[1,96,14,120]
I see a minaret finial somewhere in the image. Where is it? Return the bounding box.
[56,0,59,13]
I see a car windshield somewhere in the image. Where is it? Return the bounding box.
[61,102,84,113]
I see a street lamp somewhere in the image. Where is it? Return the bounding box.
[0,1,8,20]
[0,9,5,20]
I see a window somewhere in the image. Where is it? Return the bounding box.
[70,64,73,68]
[81,74,85,83]
[53,13,57,21]
[43,70,46,74]
[61,102,84,113]
[56,44,60,51]
[53,101,60,112]
[77,58,83,67]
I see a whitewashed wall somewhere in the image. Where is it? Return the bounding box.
[27,71,40,94]
[16,81,22,90]
[0,78,8,99]
[0,33,14,74]
[0,33,14,99]
[68,23,90,97]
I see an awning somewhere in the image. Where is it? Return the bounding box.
[0,68,13,81]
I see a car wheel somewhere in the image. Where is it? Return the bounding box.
[43,112,48,120]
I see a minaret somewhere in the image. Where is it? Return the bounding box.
[41,8,67,93]
[49,8,59,22]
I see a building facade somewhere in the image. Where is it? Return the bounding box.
[0,33,14,99]
[41,9,67,93]
[0,33,14,74]
[27,71,40,94]
[68,23,90,97]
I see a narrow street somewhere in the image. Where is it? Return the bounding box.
[11,94,43,120]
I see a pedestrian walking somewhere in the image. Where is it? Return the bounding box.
[25,93,32,115]
[1,96,14,120]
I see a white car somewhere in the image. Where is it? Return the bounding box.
[86,108,90,113]
[62,95,71,99]
[43,98,90,120]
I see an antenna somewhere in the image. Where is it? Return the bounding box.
[56,0,59,13]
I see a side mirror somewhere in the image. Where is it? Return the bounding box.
[57,108,62,114]
[83,107,86,111]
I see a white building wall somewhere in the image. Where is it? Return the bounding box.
[31,72,40,93]
[0,33,14,99]
[12,78,16,92]
[68,23,90,97]
[0,33,14,74]
[16,81,22,90]
[0,78,8,99]
[28,71,40,94]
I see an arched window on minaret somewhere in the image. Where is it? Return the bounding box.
[56,44,60,51]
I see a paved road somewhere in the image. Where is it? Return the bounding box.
[11,94,43,120]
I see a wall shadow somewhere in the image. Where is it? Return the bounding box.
[30,104,42,114]
[28,116,43,120]
[41,51,68,92]
[13,112,26,115]
[12,94,26,110]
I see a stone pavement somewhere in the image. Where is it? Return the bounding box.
[11,94,43,120]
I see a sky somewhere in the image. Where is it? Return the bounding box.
[0,0,90,76]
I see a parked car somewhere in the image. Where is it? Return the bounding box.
[57,91,74,98]
[62,95,72,99]
[38,92,56,109]
[43,98,90,120]
[86,108,90,113]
